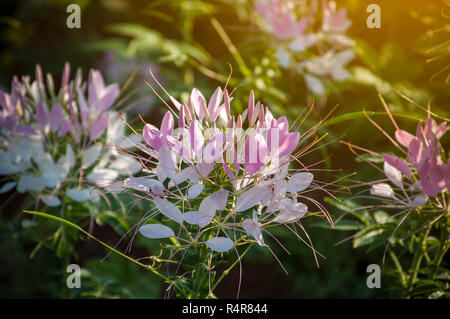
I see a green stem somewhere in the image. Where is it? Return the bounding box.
[407,224,432,294]
[23,210,173,287]
[389,249,407,287]
[212,243,253,291]
[209,17,251,77]
[432,222,449,279]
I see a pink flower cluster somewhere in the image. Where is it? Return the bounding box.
[254,0,355,95]
[367,113,449,209]
[125,87,322,253]
[395,118,449,197]
[0,64,140,205]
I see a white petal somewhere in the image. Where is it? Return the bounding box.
[196,162,214,177]
[109,156,141,175]
[182,211,213,227]
[370,183,395,198]
[384,161,402,187]
[40,159,64,188]
[89,188,101,203]
[66,144,75,168]
[304,74,325,95]
[87,168,119,185]
[117,134,142,149]
[286,172,314,193]
[17,175,44,193]
[42,195,61,207]
[205,237,234,252]
[158,143,176,180]
[124,177,164,195]
[82,145,102,167]
[153,197,183,224]
[169,166,199,187]
[236,187,272,212]
[277,47,290,68]
[273,203,307,223]
[67,187,91,202]
[209,189,229,211]
[139,224,175,239]
[242,218,264,246]
[410,195,428,207]
[0,181,16,193]
[187,184,204,199]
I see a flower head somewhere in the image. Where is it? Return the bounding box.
[254,0,355,95]
[122,83,334,277]
[0,63,140,207]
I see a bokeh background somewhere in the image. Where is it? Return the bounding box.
[0,0,449,298]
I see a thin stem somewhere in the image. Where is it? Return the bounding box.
[209,17,251,77]
[407,224,432,294]
[212,243,253,291]
[23,210,173,286]
[389,249,407,287]
[432,221,449,279]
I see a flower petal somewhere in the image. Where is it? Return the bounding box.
[384,161,403,187]
[395,129,415,148]
[187,183,204,199]
[383,154,411,179]
[67,188,91,202]
[42,195,61,207]
[82,144,102,167]
[153,197,183,224]
[17,175,44,193]
[205,237,234,252]
[236,186,271,212]
[139,224,175,239]
[286,172,313,193]
[242,217,264,246]
[0,181,16,193]
[182,211,213,227]
[370,183,395,198]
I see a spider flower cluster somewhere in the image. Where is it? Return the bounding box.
[367,115,449,210]
[0,64,140,207]
[254,0,355,95]
[124,86,330,257]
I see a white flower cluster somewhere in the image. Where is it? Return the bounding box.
[255,0,355,95]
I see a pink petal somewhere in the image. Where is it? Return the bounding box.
[160,111,174,136]
[77,86,90,129]
[169,95,182,110]
[189,120,204,156]
[190,88,206,120]
[247,90,255,124]
[36,101,49,130]
[143,124,162,150]
[49,103,64,131]
[203,133,226,163]
[277,132,299,158]
[244,133,267,176]
[383,154,411,179]
[90,112,108,140]
[98,83,119,112]
[407,137,425,168]
[395,129,415,148]
[17,126,39,135]
[207,87,223,122]
[58,119,71,136]
[61,62,70,90]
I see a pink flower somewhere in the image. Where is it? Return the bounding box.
[322,2,351,33]
[142,111,175,151]
[397,118,449,196]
